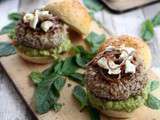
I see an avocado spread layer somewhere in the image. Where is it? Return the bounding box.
[88,85,149,112]
[16,39,72,59]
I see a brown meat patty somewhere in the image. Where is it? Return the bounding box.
[86,54,148,101]
[16,16,67,49]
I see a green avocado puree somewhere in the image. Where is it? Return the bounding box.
[88,86,149,112]
[16,39,72,59]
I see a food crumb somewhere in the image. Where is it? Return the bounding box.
[67,83,72,87]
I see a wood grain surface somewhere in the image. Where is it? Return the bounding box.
[0,50,160,120]
[0,20,160,120]
[0,1,160,120]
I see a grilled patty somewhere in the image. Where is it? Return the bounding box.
[86,59,148,101]
[15,17,67,49]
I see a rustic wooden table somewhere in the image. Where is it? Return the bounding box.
[0,0,160,120]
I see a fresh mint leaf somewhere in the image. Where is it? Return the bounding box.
[140,19,154,42]
[76,53,93,68]
[0,42,16,56]
[42,60,62,76]
[73,45,86,54]
[8,12,22,21]
[85,32,106,53]
[73,85,88,109]
[149,80,160,92]
[0,22,17,35]
[54,60,64,74]
[83,0,104,12]
[42,65,54,76]
[61,57,79,75]
[73,46,94,68]
[0,12,21,39]
[53,76,65,91]
[145,94,160,110]
[8,29,16,39]
[35,77,55,113]
[29,72,43,84]
[51,103,63,112]
[35,74,64,114]
[88,105,101,120]
[152,12,160,26]
[68,73,85,86]
[72,85,101,120]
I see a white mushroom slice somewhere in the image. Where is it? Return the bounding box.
[120,47,135,59]
[23,13,34,23]
[36,10,52,20]
[30,13,38,29]
[97,57,121,75]
[125,60,136,74]
[97,57,108,69]
[38,11,49,16]
[41,21,53,32]
[107,60,121,75]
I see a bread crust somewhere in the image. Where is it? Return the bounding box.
[100,105,143,119]
[45,0,91,35]
[100,110,134,119]
[17,50,53,64]
[99,35,152,70]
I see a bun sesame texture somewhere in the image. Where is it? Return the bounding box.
[99,35,152,70]
[45,0,92,35]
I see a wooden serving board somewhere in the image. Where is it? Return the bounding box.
[0,24,160,120]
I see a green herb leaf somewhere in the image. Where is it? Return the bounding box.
[83,0,104,12]
[29,72,43,84]
[35,74,64,114]
[152,12,160,26]
[140,19,154,42]
[73,46,94,68]
[0,42,16,57]
[8,29,16,40]
[0,12,21,39]
[51,103,63,112]
[0,22,17,35]
[76,53,93,68]
[68,73,85,86]
[85,32,106,53]
[42,61,62,76]
[73,45,87,54]
[88,105,101,120]
[53,76,66,91]
[42,65,54,76]
[145,94,160,110]
[72,85,88,109]
[61,57,78,75]
[54,61,64,74]
[149,80,160,92]
[8,12,22,21]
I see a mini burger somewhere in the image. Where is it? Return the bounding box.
[15,0,92,64]
[15,9,72,64]
[86,35,151,118]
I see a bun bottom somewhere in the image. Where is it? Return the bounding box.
[17,50,53,64]
[100,110,133,119]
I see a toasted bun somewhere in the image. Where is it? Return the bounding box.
[45,0,91,35]
[100,105,143,119]
[17,49,53,64]
[99,35,152,70]
[101,110,133,119]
